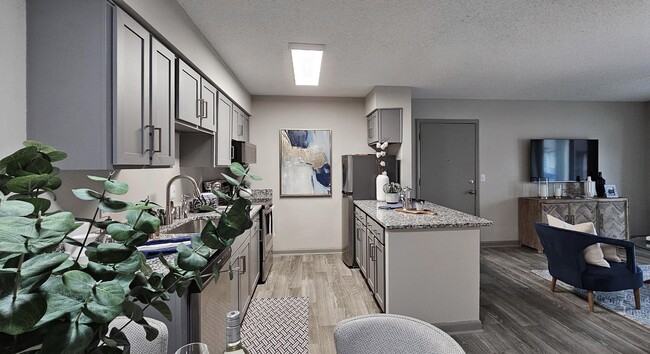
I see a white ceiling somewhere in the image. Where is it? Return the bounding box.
[176,0,650,101]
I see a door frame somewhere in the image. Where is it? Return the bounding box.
[415,119,481,216]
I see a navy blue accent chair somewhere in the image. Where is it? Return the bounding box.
[534,223,643,312]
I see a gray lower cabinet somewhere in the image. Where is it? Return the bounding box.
[230,214,260,319]
[366,232,375,292]
[249,215,261,294]
[354,217,364,274]
[27,1,175,169]
[357,209,386,312]
[367,108,402,145]
[374,239,385,311]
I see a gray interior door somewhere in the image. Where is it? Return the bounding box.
[418,121,478,215]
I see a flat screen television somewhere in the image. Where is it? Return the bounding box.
[530,139,598,182]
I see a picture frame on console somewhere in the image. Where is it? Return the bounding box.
[605,184,618,198]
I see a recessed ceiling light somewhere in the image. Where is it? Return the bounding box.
[289,43,324,86]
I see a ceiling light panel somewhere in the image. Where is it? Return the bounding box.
[290,43,325,86]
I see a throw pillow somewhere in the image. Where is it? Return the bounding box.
[601,244,622,263]
[545,214,610,268]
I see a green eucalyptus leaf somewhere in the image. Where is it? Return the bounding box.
[85,262,116,282]
[0,293,47,335]
[104,179,128,195]
[139,253,153,276]
[191,236,210,258]
[200,219,228,249]
[96,243,134,264]
[5,174,51,194]
[46,150,68,162]
[114,252,141,275]
[99,198,131,213]
[22,140,44,149]
[21,252,69,277]
[221,173,241,187]
[44,176,62,191]
[212,263,222,284]
[135,317,159,341]
[216,198,253,240]
[23,197,51,215]
[42,320,94,354]
[229,162,247,177]
[0,216,37,237]
[125,231,149,247]
[193,272,204,289]
[93,282,125,307]
[213,190,232,202]
[63,270,96,296]
[0,199,34,217]
[0,146,39,173]
[87,175,108,182]
[122,299,143,322]
[0,232,28,253]
[28,228,68,253]
[37,277,85,326]
[40,211,76,232]
[246,172,262,181]
[72,188,102,201]
[150,300,172,322]
[106,223,136,242]
[125,210,160,234]
[52,259,77,275]
[199,204,215,212]
[84,300,123,324]
[24,156,53,175]
[177,243,208,271]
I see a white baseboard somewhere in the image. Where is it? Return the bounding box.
[273,248,342,256]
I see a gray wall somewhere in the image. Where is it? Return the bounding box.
[249,96,373,252]
[0,0,26,158]
[413,99,649,243]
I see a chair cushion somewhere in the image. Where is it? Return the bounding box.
[546,215,610,268]
[582,263,644,291]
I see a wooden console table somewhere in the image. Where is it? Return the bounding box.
[518,197,629,252]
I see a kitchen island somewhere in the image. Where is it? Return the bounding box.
[354,200,492,333]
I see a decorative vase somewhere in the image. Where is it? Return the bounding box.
[595,172,606,197]
[385,192,400,204]
[583,176,595,198]
[376,172,389,201]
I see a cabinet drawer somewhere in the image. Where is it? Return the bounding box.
[367,217,384,244]
[354,208,366,226]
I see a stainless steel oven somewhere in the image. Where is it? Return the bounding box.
[260,203,273,283]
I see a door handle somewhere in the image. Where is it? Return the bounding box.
[153,127,162,153]
[468,190,476,195]
[202,100,208,119]
[196,99,202,118]
[239,255,246,274]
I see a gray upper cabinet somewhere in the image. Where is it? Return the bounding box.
[26,0,114,169]
[217,93,233,166]
[177,59,215,132]
[367,108,403,145]
[115,10,175,167]
[232,105,245,142]
[243,115,250,142]
[150,38,176,166]
[27,1,174,169]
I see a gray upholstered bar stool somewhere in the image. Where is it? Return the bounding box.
[109,316,168,353]
[334,314,465,354]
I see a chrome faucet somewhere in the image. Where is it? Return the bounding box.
[165,175,202,225]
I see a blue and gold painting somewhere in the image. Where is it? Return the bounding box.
[280,129,331,196]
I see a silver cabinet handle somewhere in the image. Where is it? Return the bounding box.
[196,99,202,118]
[468,190,476,195]
[240,255,246,274]
[230,146,234,159]
[144,124,154,153]
[202,99,208,119]
[153,127,162,153]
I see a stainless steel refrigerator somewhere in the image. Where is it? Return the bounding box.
[341,154,398,267]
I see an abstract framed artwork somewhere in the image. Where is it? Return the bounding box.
[280,129,332,197]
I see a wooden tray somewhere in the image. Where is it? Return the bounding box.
[395,209,437,215]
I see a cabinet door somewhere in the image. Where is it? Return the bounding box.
[378,109,402,143]
[232,106,244,141]
[359,222,367,277]
[367,112,378,144]
[367,234,375,291]
[243,115,250,142]
[200,80,217,132]
[249,219,260,292]
[570,202,597,224]
[115,9,150,165]
[354,218,362,269]
[541,203,569,223]
[599,201,628,239]
[374,240,385,311]
[150,38,175,166]
[238,241,251,316]
[177,59,201,126]
[217,93,233,166]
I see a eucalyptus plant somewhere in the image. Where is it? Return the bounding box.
[0,141,259,353]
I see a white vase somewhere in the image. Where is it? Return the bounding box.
[376,173,389,201]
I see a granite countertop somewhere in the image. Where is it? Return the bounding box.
[354,200,493,230]
[146,204,263,274]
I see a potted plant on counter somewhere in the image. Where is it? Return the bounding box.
[383,182,401,204]
[0,141,259,354]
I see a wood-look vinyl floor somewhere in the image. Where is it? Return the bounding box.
[253,248,650,354]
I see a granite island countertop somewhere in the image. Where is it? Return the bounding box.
[354,200,492,230]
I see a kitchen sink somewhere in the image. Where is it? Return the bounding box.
[165,218,210,234]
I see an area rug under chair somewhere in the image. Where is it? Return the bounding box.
[241,297,309,354]
[532,265,650,328]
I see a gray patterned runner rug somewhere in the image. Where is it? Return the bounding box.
[532,265,650,327]
[241,297,309,354]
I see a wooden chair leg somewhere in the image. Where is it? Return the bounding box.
[634,288,641,310]
[550,277,557,292]
[588,290,595,312]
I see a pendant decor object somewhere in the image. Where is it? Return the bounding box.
[595,172,606,198]
[583,176,595,198]
[376,172,389,201]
